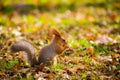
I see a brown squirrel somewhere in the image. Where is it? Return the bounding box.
[10,29,68,66]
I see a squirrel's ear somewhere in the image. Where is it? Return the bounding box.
[52,28,61,37]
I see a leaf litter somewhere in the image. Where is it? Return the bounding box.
[0,1,120,80]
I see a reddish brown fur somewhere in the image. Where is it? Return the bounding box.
[52,28,61,37]
[10,28,68,66]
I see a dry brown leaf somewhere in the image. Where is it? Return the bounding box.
[96,35,117,44]
[18,52,23,59]
[7,64,22,75]
[86,14,95,22]
[66,65,88,74]
[111,52,120,58]
[5,53,13,60]
[17,68,30,75]
[34,72,54,79]
[91,55,97,59]
[0,72,9,80]
[65,48,74,55]
[85,33,95,40]
[62,73,70,79]
[111,52,120,65]
[63,56,83,64]
[0,72,6,77]
[87,46,94,53]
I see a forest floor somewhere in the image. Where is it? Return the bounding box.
[0,1,120,80]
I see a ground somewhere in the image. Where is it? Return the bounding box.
[0,0,120,80]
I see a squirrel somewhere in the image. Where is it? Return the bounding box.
[10,29,68,66]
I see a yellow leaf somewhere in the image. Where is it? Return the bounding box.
[5,53,13,60]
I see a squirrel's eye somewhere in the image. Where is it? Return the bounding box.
[62,39,65,42]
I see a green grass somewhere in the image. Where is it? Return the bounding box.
[0,0,120,79]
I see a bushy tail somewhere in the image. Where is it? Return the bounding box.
[10,40,38,66]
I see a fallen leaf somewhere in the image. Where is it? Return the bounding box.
[34,72,54,79]
[66,65,88,74]
[63,56,83,64]
[65,48,74,55]
[111,52,120,58]
[0,72,6,77]
[62,73,70,79]
[5,53,13,60]
[96,35,117,44]
[18,52,24,59]
[87,46,94,53]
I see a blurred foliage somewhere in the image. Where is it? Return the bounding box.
[0,0,120,13]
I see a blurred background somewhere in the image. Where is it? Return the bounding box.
[0,0,120,13]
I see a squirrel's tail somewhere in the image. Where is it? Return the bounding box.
[10,40,38,66]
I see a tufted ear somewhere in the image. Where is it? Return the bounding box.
[52,28,61,37]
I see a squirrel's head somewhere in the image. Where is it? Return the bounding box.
[51,28,68,54]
